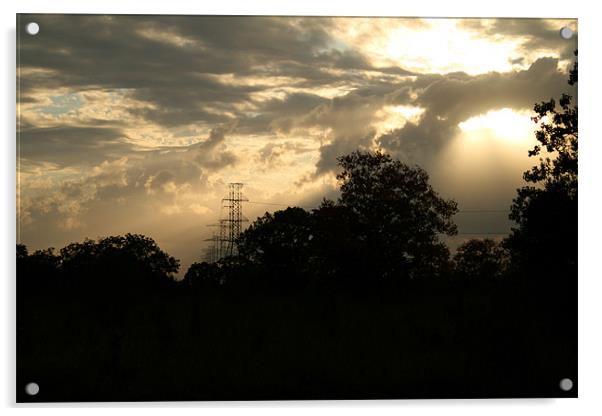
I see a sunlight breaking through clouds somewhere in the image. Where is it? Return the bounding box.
[16,15,577,274]
[458,108,535,142]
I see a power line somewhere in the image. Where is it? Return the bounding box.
[455,210,509,213]
[247,201,317,210]
[243,201,513,236]
[454,232,510,235]
[204,183,248,262]
[206,195,516,262]
[247,201,291,207]
[247,200,510,213]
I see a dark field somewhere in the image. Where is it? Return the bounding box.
[17,273,576,402]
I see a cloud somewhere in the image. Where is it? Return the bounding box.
[18,126,133,168]
[18,123,239,234]
[257,141,318,170]
[458,18,577,61]
[18,15,388,127]
[17,15,577,274]
[376,57,571,168]
[144,170,175,195]
[298,56,571,176]
[240,92,330,135]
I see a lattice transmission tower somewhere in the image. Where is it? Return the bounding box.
[203,183,248,262]
[222,183,248,257]
[204,218,227,262]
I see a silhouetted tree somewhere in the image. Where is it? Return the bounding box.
[238,207,313,266]
[504,50,577,276]
[184,261,223,289]
[307,199,367,284]
[335,150,458,279]
[16,243,28,260]
[59,233,179,291]
[500,51,577,372]
[235,151,458,287]
[453,238,508,280]
[17,245,61,292]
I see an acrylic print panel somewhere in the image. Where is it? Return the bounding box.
[16,14,578,402]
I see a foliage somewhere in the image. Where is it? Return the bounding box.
[235,150,458,285]
[505,50,578,273]
[523,50,578,195]
[237,207,313,268]
[17,54,579,294]
[184,261,223,289]
[337,151,458,237]
[336,150,458,279]
[18,234,179,292]
[16,54,579,402]
[16,245,61,292]
[453,239,508,280]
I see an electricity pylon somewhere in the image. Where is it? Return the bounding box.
[221,183,248,257]
[204,183,248,262]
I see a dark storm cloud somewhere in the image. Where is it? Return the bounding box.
[240,92,330,135]
[459,18,577,60]
[145,124,238,177]
[19,122,241,237]
[20,123,237,222]
[184,123,239,169]
[16,15,579,278]
[145,170,175,192]
[315,130,377,175]
[18,126,133,168]
[377,114,455,169]
[294,53,573,177]
[376,57,571,167]
[18,15,576,186]
[419,57,566,120]
[18,14,408,131]
[299,84,411,175]
[257,141,317,169]
[119,124,238,197]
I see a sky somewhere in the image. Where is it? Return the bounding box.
[17,15,578,275]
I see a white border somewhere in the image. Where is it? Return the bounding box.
[2,0,601,414]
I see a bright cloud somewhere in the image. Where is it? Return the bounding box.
[17,15,577,275]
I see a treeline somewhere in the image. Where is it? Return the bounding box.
[16,52,577,402]
[15,152,513,296]
[18,53,578,298]
[184,152,509,294]
[17,234,179,294]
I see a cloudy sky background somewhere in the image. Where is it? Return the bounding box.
[17,15,577,275]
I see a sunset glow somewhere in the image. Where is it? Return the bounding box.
[17,15,577,274]
[458,108,535,142]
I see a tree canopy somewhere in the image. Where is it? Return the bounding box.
[231,150,459,288]
[504,50,578,274]
[18,233,179,292]
[453,238,507,281]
